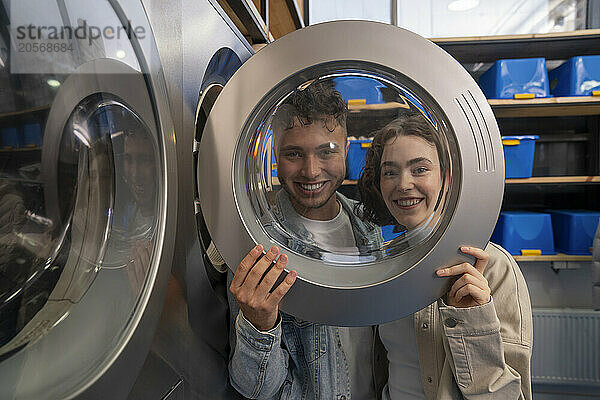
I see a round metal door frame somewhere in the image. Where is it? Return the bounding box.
[198,20,504,326]
[39,58,158,305]
[41,59,158,231]
[0,48,178,400]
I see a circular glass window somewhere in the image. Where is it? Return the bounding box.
[234,63,461,284]
[0,93,160,357]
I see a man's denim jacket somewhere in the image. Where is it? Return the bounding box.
[228,190,383,399]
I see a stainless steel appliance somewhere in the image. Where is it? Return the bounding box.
[129,1,252,398]
[0,0,251,398]
[0,0,177,398]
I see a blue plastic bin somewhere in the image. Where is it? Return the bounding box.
[347,138,372,180]
[23,123,42,147]
[334,76,384,105]
[502,135,538,178]
[479,58,550,99]
[549,210,600,255]
[381,224,406,242]
[491,211,556,256]
[549,55,600,97]
[1,127,20,149]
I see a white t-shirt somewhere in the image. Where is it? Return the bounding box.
[379,316,426,400]
[298,203,358,254]
[297,202,376,400]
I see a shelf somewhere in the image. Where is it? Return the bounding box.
[513,253,592,262]
[432,29,600,64]
[348,101,409,112]
[217,0,269,44]
[506,176,600,184]
[268,0,304,40]
[0,105,51,119]
[488,96,600,117]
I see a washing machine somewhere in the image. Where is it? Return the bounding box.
[128,1,253,399]
[0,0,180,398]
[1,0,254,397]
[197,20,505,326]
[1,0,253,398]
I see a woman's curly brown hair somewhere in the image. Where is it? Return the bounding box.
[356,113,446,226]
[271,79,348,141]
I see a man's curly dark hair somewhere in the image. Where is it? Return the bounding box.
[271,79,348,148]
[356,113,446,226]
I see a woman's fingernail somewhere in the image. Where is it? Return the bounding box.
[437,269,447,276]
[279,254,288,263]
[461,246,469,251]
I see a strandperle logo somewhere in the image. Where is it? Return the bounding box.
[15,19,146,46]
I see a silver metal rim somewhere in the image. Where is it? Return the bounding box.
[198,20,504,326]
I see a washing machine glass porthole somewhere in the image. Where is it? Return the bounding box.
[233,64,461,287]
[0,92,161,359]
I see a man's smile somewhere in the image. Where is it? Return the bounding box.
[294,181,328,195]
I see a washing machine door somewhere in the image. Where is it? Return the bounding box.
[198,20,504,326]
[0,1,176,398]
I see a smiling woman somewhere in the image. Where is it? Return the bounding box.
[358,113,448,234]
[381,135,442,228]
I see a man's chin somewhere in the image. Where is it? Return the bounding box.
[295,199,327,210]
[291,191,337,211]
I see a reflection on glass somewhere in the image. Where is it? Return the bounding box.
[9,0,142,74]
[0,95,117,354]
[106,114,158,292]
[0,1,161,389]
[0,93,159,357]
[243,69,456,272]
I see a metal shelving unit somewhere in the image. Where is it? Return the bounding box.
[431,29,600,64]
[488,96,600,118]
[513,253,592,262]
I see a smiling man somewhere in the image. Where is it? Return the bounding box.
[275,121,345,220]
[271,90,347,221]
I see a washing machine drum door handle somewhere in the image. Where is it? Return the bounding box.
[198,20,504,326]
